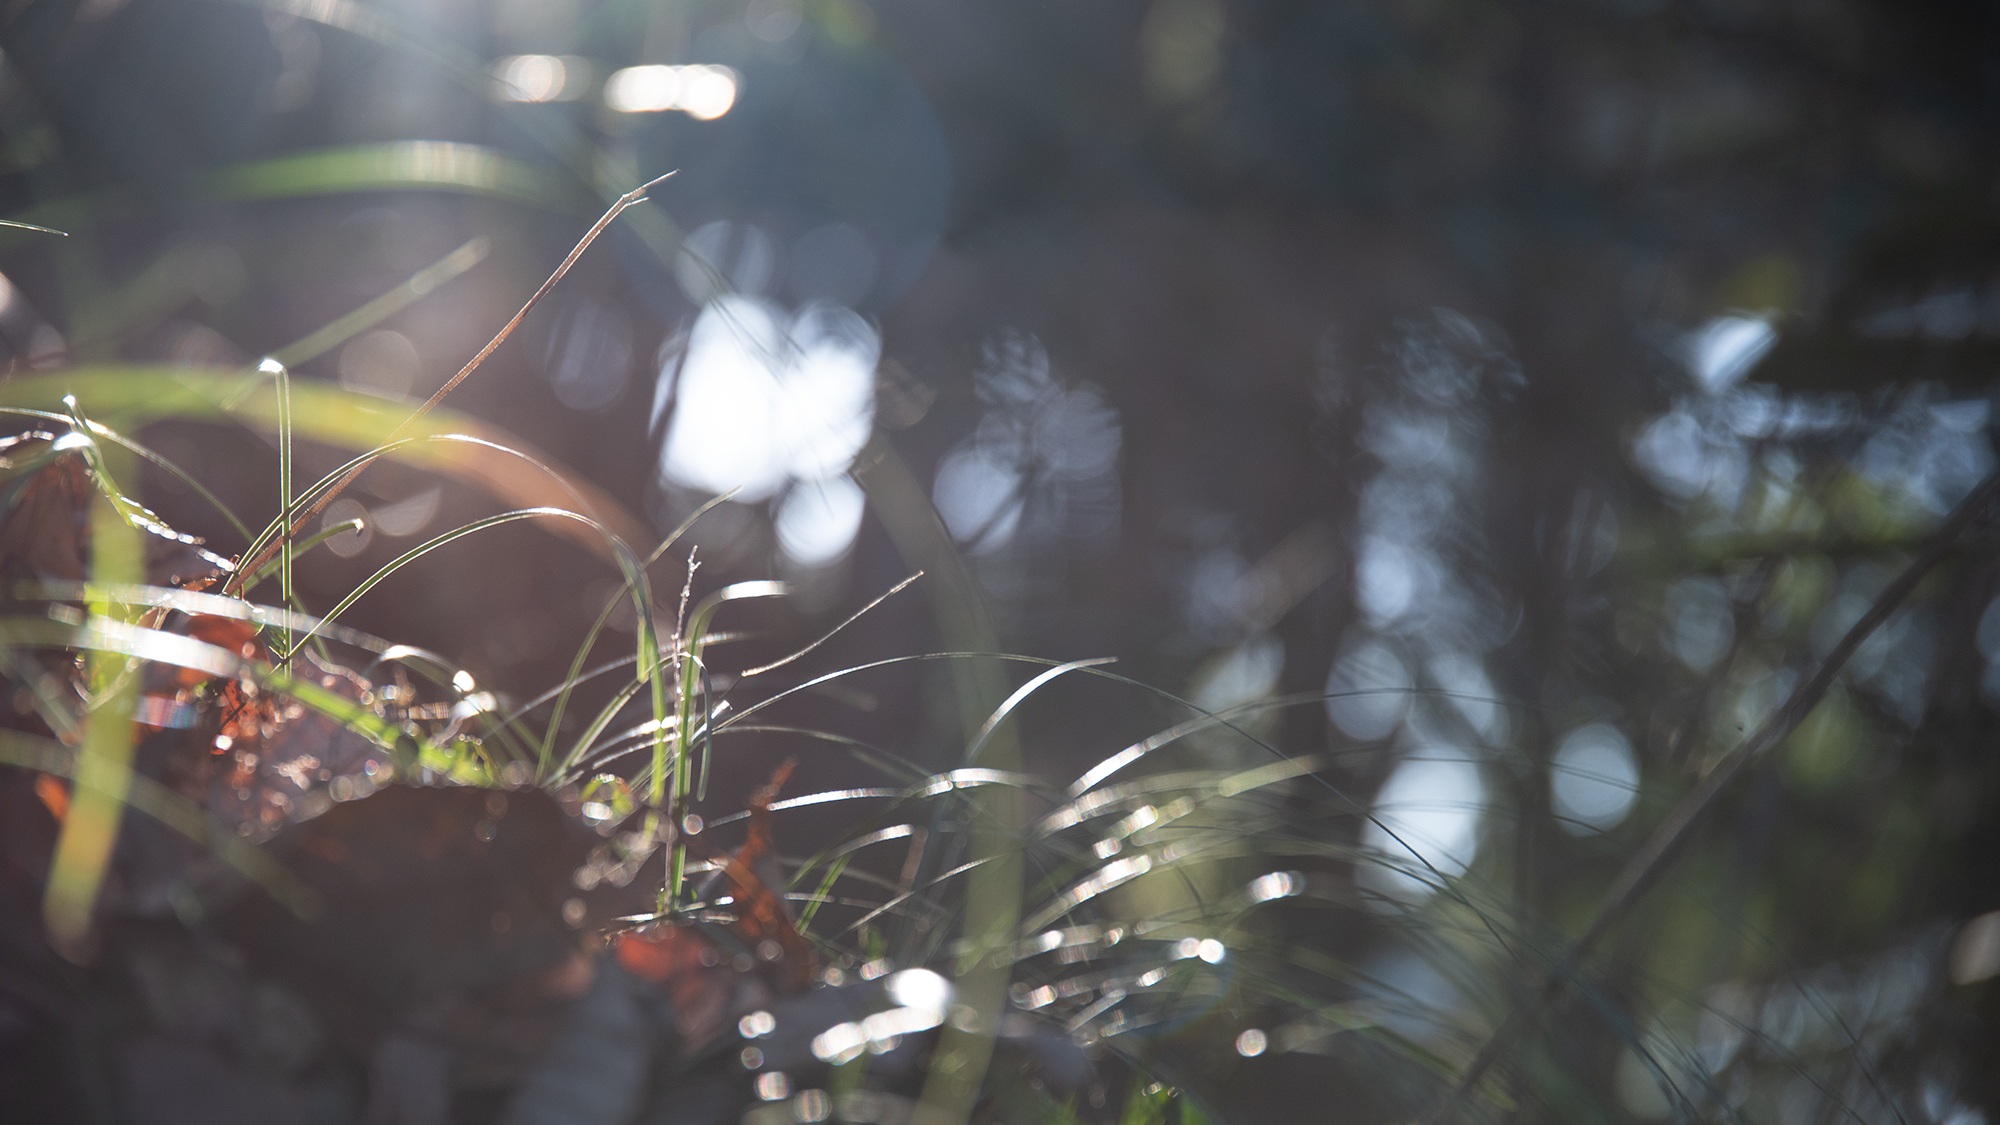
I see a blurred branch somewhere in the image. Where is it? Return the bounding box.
[1431,467,2000,1122]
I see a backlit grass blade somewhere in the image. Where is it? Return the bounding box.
[276,506,639,661]
[539,489,737,781]
[677,581,789,807]
[558,675,669,788]
[274,362,295,654]
[0,371,651,563]
[1,142,586,245]
[21,580,418,660]
[701,725,930,786]
[736,570,925,679]
[235,431,595,596]
[0,616,415,754]
[0,408,253,545]
[961,657,1117,768]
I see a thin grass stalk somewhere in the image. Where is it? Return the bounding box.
[662,556,697,909]
[225,171,674,595]
[277,507,626,662]
[275,362,295,656]
[646,575,676,909]
[0,409,253,545]
[537,490,733,782]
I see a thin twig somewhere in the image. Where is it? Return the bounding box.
[224,172,676,596]
[1428,468,2000,1122]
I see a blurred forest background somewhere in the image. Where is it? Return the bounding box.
[3,0,2000,1122]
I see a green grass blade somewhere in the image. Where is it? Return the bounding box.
[274,362,295,654]
[537,489,737,781]
[961,657,1117,768]
[277,506,629,660]
[0,616,416,754]
[737,571,924,679]
[1,142,586,245]
[0,409,254,545]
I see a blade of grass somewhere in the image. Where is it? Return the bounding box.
[0,409,253,545]
[1,142,583,246]
[248,519,363,585]
[22,580,433,662]
[275,506,636,660]
[961,657,1117,769]
[538,488,736,781]
[234,431,593,595]
[274,361,294,655]
[0,616,416,754]
[228,171,675,594]
[736,571,925,679]
[2,371,652,564]
[0,217,63,235]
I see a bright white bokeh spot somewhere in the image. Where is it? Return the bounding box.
[884,968,951,1016]
[775,475,867,566]
[1235,1028,1267,1057]
[1325,640,1411,741]
[605,64,737,117]
[1551,723,1640,835]
[1689,314,1778,393]
[1357,536,1414,622]
[1951,911,2000,985]
[1245,870,1299,903]
[784,306,880,479]
[1633,411,1707,498]
[1357,537,1439,629]
[607,65,680,112]
[491,54,583,102]
[657,297,877,501]
[679,67,740,119]
[1360,747,1486,902]
[754,1071,790,1101]
[1196,938,1225,963]
[932,446,1023,553]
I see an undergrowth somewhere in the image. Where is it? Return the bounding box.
[0,189,1980,1125]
